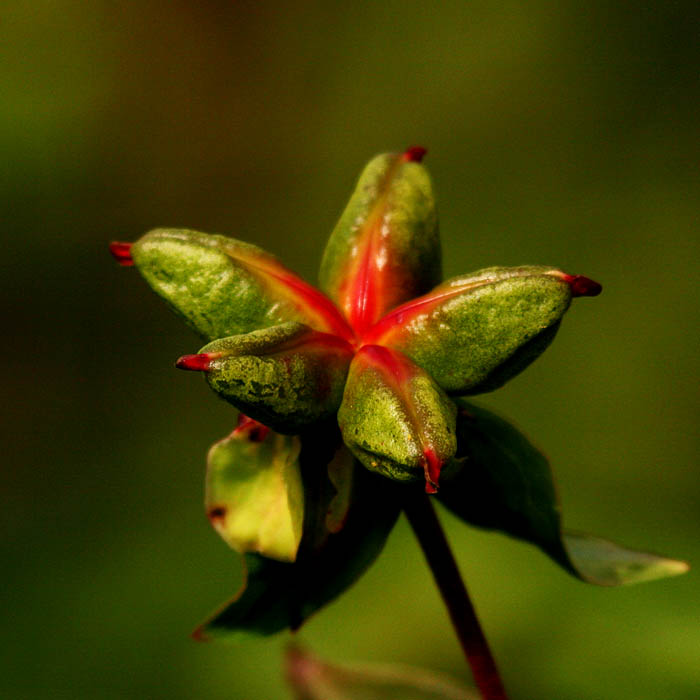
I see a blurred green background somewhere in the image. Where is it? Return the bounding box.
[2,2,698,698]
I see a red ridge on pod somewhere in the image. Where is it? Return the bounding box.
[360,284,465,346]
[334,146,433,337]
[175,353,221,371]
[235,254,356,344]
[357,344,410,384]
[109,242,134,266]
[422,447,442,494]
[357,344,447,493]
[345,240,382,338]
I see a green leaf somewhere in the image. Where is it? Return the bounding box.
[319,150,441,336]
[195,462,401,638]
[131,228,353,342]
[338,345,456,493]
[363,266,574,395]
[438,401,689,585]
[285,645,478,700]
[206,425,304,563]
[561,531,689,586]
[198,323,354,434]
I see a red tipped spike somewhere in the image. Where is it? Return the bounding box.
[565,274,603,297]
[233,413,270,442]
[402,145,427,163]
[175,353,219,371]
[109,241,134,266]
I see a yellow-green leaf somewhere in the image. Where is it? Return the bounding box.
[206,425,304,563]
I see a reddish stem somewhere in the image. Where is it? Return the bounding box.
[403,493,509,700]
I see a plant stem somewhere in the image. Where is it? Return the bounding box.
[403,492,509,700]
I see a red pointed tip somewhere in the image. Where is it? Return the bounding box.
[402,145,427,163]
[422,448,442,494]
[191,626,210,643]
[109,241,134,266]
[233,413,270,442]
[175,353,218,371]
[564,274,603,297]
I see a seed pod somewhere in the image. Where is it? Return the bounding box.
[128,228,353,342]
[206,418,304,563]
[177,322,354,434]
[363,266,600,395]
[337,345,456,493]
[319,148,441,336]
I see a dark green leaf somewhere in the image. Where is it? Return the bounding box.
[438,401,689,585]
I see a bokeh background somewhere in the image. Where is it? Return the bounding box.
[2,2,698,698]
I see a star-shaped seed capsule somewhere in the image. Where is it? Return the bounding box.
[110,147,685,639]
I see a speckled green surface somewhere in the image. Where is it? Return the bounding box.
[319,152,441,318]
[132,228,327,341]
[382,266,572,394]
[338,352,456,483]
[200,323,352,434]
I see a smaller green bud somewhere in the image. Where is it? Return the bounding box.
[338,345,457,493]
[178,322,354,434]
[206,417,304,563]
